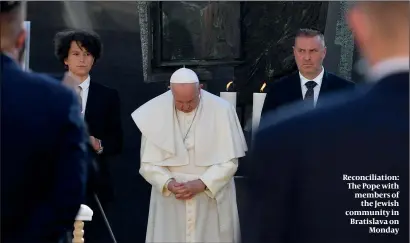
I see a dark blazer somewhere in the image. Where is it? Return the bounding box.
[45,73,122,203]
[47,74,123,243]
[261,71,355,115]
[243,72,409,243]
[1,54,89,243]
[84,81,123,204]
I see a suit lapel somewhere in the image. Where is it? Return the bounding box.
[289,72,304,100]
[319,71,331,94]
[317,71,333,105]
[84,82,97,121]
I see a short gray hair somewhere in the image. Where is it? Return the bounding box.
[295,28,326,47]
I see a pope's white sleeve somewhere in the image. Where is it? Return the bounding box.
[199,158,238,198]
[139,135,173,196]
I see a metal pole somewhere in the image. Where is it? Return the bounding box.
[93,194,118,243]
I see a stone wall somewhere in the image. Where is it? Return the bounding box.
[138,1,329,106]
[323,1,355,80]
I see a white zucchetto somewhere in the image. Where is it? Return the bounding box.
[170,68,199,84]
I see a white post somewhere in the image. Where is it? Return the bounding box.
[72,204,93,243]
[22,21,31,71]
[220,81,237,109]
[251,93,267,135]
[220,92,237,108]
[252,82,267,137]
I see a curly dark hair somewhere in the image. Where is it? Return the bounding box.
[53,29,102,67]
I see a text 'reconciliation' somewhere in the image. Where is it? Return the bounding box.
[343,174,400,235]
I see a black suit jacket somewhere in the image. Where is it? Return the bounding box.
[1,54,90,243]
[243,72,409,243]
[84,81,123,203]
[261,71,355,115]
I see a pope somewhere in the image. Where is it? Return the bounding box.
[131,67,247,243]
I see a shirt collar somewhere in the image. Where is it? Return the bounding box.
[78,75,91,90]
[299,66,325,86]
[368,57,409,82]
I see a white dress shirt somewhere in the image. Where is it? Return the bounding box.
[77,75,103,153]
[78,75,91,114]
[368,57,409,82]
[299,67,325,106]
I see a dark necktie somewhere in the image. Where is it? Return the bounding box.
[76,86,83,114]
[304,81,317,107]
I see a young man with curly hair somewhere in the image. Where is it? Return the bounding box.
[54,29,123,243]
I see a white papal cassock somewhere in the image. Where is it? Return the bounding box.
[131,89,247,243]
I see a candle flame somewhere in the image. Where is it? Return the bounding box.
[260,82,267,93]
[226,81,233,91]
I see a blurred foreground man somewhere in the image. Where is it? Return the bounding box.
[131,68,247,243]
[1,2,89,242]
[243,2,409,243]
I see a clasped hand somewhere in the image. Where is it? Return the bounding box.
[167,179,206,200]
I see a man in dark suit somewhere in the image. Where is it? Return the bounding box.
[261,28,355,115]
[53,29,123,243]
[242,2,409,243]
[0,2,90,242]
